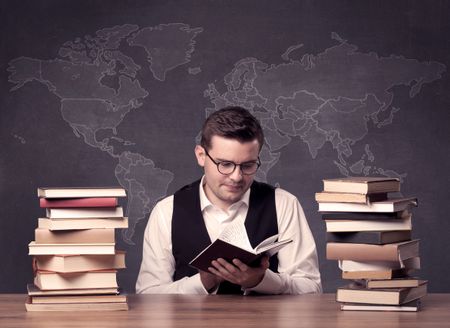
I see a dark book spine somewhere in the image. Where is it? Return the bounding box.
[327,232,382,244]
[367,193,388,202]
[327,231,411,245]
[322,211,402,221]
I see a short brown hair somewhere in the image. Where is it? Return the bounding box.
[200,106,264,150]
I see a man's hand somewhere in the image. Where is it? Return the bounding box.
[208,255,270,289]
[199,270,224,293]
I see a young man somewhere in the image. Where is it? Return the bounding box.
[136,106,322,294]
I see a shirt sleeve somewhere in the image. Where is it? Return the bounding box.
[135,196,209,294]
[244,188,322,295]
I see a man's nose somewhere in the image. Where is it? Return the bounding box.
[229,165,244,181]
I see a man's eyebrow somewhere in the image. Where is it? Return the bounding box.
[214,157,259,164]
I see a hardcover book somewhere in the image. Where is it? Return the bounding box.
[27,284,118,296]
[342,268,411,280]
[326,230,411,244]
[336,281,427,305]
[46,207,124,219]
[35,228,115,244]
[318,197,418,213]
[189,234,292,272]
[25,298,128,312]
[33,252,126,273]
[322,177,400,194]
[28,241,115,255]
[38,217,128,230]
[39,197,118,208]
[340,257,420,280]
[340,299,420,312]
[34,270,118,290]
[324,213,412,232]
[30,294,127,304]
[339,257,421,272]
[366,278,425,289]
[315,192,388,204]
[37,187,126,199]
[326,239,420,262]
[321,211,402,221]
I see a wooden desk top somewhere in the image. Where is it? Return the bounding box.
[1,294,449,328]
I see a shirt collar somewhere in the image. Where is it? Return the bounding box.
[199,175,251,212]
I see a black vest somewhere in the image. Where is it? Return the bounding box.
[172,179,278,294]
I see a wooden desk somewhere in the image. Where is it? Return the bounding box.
[1,294,449,328]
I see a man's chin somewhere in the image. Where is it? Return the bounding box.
[218,183,250,203]
[221,190,244,203]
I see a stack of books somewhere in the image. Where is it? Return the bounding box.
[316,177,427,312]
[25,187,129,312]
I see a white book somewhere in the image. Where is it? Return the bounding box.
[28,241,115,255]
[341,300,420,312]
[318,197,417,213]
[46,207,123,219]
[325,213,412,232]
[38,187,126,198]
[34,252,126,273]
[38,217,128,230]
[339,257,421,272]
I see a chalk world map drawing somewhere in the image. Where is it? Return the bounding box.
[7,24,446,243]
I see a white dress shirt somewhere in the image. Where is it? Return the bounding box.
[136,177,322,294]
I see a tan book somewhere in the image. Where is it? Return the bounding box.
[30,294,127,304]
[315,192,388,204]
[28,241,115,255]
[342,268,412,280]
[326,239,419,262]
[27,284,118,296]
[34,251,126,273]
[336,281,427,305]
[46,207,124,219]
[35,228,115,244]
[34,270,118,290]
[323,177,400,194]
[318,197,417,213]
[366,278,425,289]
[38,187,126,198]
[325,213,412,232]
[25,298,128,312]
[38,217,128,230]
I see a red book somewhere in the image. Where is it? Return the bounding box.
[39,197,118,208]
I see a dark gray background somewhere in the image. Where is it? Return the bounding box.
[1,0,449,293]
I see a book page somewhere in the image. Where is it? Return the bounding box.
[255,239,293,255]
[255,234,279,249]
[218,220,253,252]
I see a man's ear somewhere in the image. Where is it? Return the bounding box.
[194,145,206,167]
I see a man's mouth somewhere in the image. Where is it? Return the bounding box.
[223,184,243,191]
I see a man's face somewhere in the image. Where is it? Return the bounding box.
[195,135,260,211]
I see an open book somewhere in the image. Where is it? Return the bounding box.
[189,225,292,272]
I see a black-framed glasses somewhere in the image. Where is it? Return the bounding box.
[204,150,261,175]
